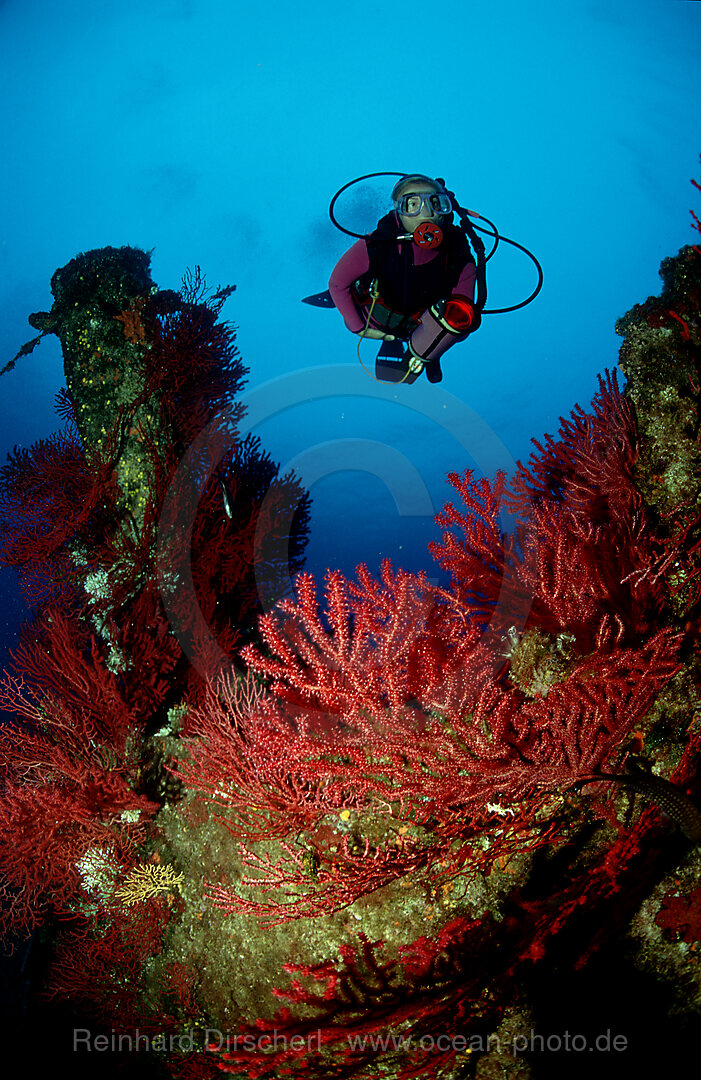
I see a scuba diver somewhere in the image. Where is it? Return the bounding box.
[328,174,481,384]
[303,171,542,385]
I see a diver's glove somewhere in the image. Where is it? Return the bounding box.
[356,327,396,341]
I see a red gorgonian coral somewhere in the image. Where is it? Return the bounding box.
[177,372,682,927]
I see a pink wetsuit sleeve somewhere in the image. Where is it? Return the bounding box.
[451,260,477,301]
[328,241,370,333]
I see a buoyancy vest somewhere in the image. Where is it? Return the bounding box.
[358,212,475,316]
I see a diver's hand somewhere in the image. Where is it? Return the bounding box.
[357,328,395,341]
[408,356,425,374]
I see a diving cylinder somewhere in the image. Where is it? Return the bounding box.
[408,296,480,364]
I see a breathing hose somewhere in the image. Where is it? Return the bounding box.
[329,171,544,315]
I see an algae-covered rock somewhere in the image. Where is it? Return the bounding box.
[28,246,165,530]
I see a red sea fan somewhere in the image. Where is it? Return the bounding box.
[0,426,120,608]
[144,269,245,451]
[430,371,666,651]
[172,369,684,930]
[212,918,484,1080]
[178,552,680,924]
[188,435,312,661]
[0,610,159,936]
[6,610,153,749]
[44,902,173,1026]
[241,561,440,719]
[507,370,640,521]
[0,773,149,937]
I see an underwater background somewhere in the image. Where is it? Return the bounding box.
[0,0,699,657]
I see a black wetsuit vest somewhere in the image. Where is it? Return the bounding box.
[359,212,475,316]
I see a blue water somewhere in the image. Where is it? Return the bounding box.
[0,0,699,667]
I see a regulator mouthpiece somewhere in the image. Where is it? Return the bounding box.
[413,222,443,249]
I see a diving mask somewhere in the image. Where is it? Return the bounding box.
[395,191,452,217]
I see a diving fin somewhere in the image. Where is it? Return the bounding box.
[375,339,420,384]
[302,290,335,308]
[376,338,406,360]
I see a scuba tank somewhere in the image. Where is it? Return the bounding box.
[407,295,481,365]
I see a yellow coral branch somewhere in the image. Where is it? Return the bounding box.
[116,862,184,906]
